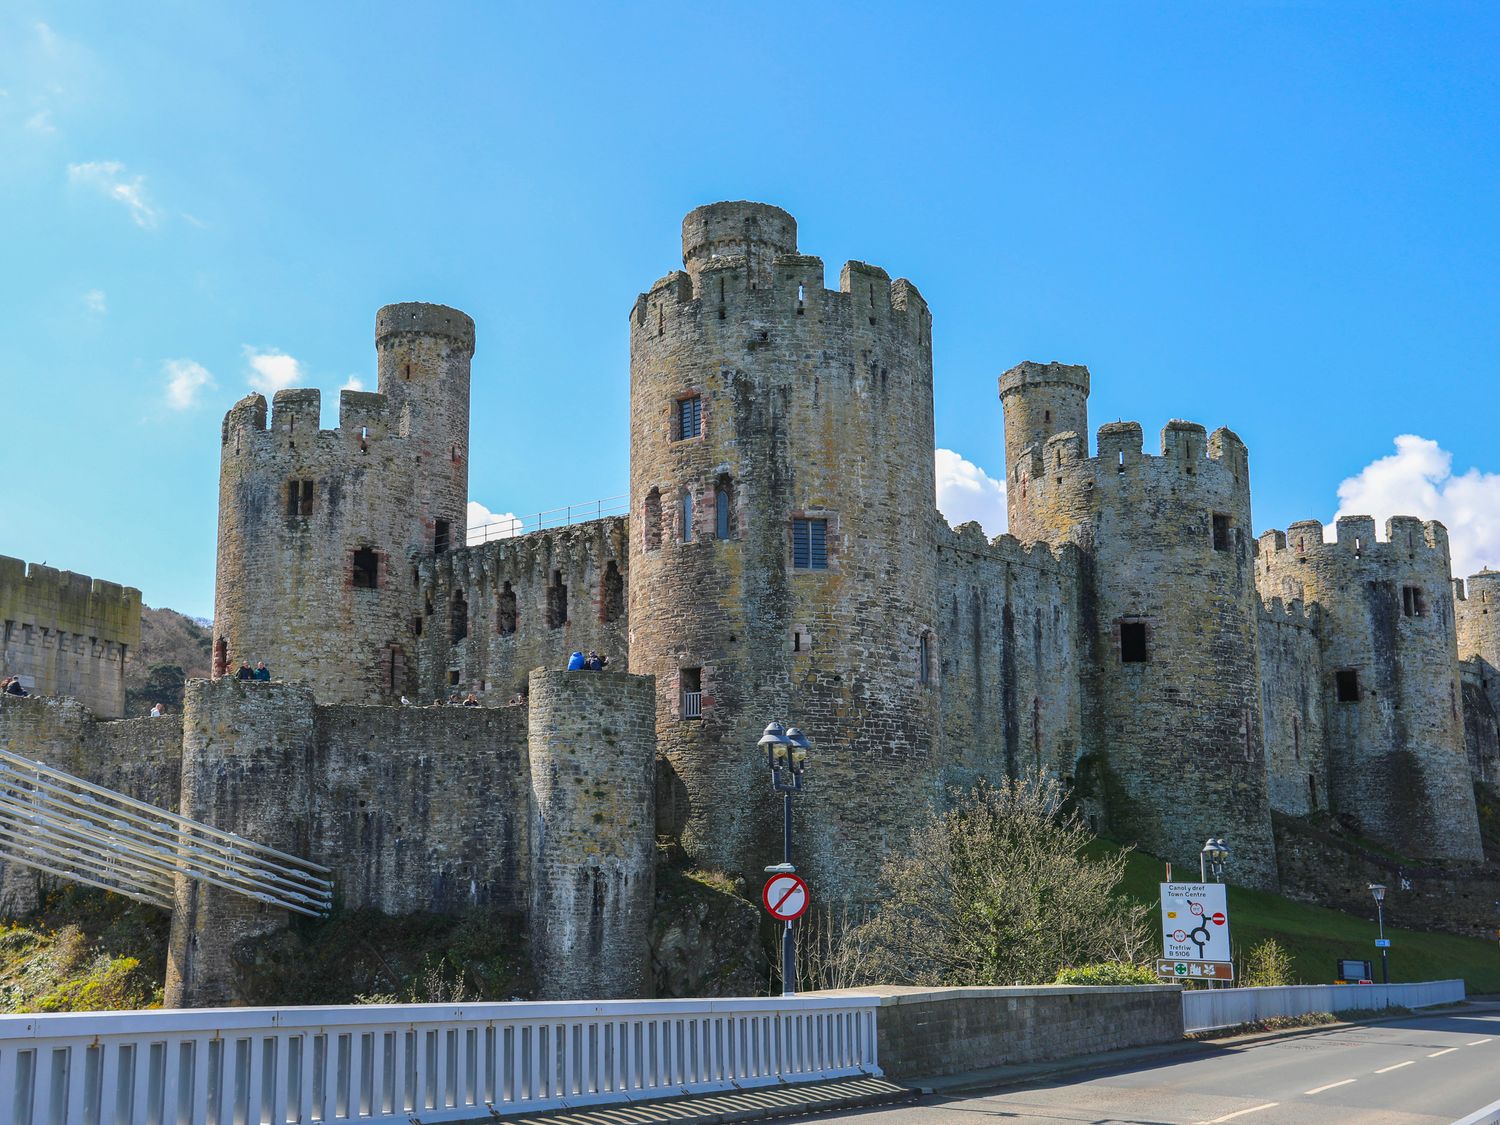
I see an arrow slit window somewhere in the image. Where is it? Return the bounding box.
[1119,620,1148,663]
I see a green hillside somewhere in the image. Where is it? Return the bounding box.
[1102,844,1500,992]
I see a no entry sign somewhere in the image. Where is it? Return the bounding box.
[762,873,809,921]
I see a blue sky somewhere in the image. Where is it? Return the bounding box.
[3,2,1498,619]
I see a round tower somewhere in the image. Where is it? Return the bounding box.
[1259,517,1482,860]
[1458,570,1500,668]
[628,203,939,898]
[375,302,474,554]
[212,304,473,703]
[998,361,1090,543]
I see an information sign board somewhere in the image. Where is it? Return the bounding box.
[1158,882,1233,981]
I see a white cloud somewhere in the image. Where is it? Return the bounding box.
[67,160,157,228]
[243,346,303,394]
[342,375,365,392]
[181,212,208,229]
[82,289,106,314]
[936,448,1008,538]
[467,501,522,545]
[24,109,54,134]
[1334,434,1500,580]
[163,359,214,410]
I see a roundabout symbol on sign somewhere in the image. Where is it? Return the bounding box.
[762,873,810,921]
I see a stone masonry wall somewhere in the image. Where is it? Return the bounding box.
[628,202,941,900]
[1259,517,1482,860]
[527,670,656,999]
[414,517,628,703]
[933,523,1084,792]
[861,984,1184,1078]
[1461,664,1499,788]
[0,695,181,914]
[0,556,141,719]
[1259,599,1329,816]
[1457,570,1500,725]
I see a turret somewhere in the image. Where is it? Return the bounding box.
[1457,568,1500,726]
[628,203,938,897]
[998,361,1090,543]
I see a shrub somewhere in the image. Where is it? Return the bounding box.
[1054,962,1159,986]
[1242,938,1296,988]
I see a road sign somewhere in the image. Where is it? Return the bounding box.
[762,873,809,921]
[1155,959,1234,980]
[1375,938,1391,948]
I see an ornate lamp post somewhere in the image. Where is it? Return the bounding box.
[758,720,810,996]
[1200,837,1230,883]
[1370,883,1389,984]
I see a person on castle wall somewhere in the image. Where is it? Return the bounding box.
[149,702,165,718]
[253,662,271,682]
[447,693,462,705]
[236,661,254,681]
[462,693,480,707]
[2,676,28,697]
[583,650,609,671]
[566,651,586,671]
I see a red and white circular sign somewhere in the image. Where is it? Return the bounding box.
[762,873,810,921]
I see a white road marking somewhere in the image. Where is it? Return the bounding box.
[1374,1060,1415,1074]
[1194,1104,1280,1124]
[1428,1047,1459,1057]
[1468,1038,1494,1046]
[1304,1078,1357,1094]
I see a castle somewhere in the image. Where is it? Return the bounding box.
[3,201,1497,1005]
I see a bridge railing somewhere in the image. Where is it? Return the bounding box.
[0,994,882,1125]
[1182,979,1465,1033]
[467,494,629,545]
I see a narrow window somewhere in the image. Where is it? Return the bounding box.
[352,547,379,589]
[1402,585,1425,617]
[657,306,664,337]
[792,518,828,570]
[601,560,624,623]
[918,633,933,686]
[449,670,460,687]
[715,485,731,540]
[644,488,662,550]
[497,581,517,635]
[384,645,405,697]
[1119,621,1148,663]
[1212,513,1231,552]
[680,667,702,719]
[681,490,694,543]
[1044,410,1051,423]
[434,519,451,554]
[797,283,805,315]
[545,570,568,629]
[1292,714,1301,760]
[286,479,314,520]
[1308,774,1319,810]
[451,590,468,643]
[1117,450,1125,473]
[676,396,702,441]
[1335,669,1360,703]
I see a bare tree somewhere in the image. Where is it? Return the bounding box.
[856,775,1150,987]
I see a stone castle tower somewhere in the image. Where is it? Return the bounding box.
[212,303,473,704]
[627,202,941,895]
[999,364,1277,885]
[1259,517,1482,859]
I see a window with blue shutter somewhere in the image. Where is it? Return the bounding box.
[792,518,827,570]
[676,396,702,440]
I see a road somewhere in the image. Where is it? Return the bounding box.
[821,1007,1500,1125]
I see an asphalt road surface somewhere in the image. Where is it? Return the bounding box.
[819,1008,1500,1125]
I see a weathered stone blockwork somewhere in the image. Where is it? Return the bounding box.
[857,984,1184,1078]
[0,556,140,718]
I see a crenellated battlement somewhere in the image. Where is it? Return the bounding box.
[219,389,400,457]
[1257,515,1451,566]
[1456,568,1500,602]
[934,517,1080,577]
[0,555,142,637]
[375,302,475,354]
[1258,594,1320,629]
[631,250,929,345]
[1013,418,1247,493]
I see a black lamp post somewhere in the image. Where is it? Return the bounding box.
[758,720,810,996]
[1370,883,1389,984]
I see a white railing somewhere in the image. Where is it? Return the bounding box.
[0,995,881,1125]
[682,691,703,719]
[1182,979,1465,1033]
[468,495,628,546]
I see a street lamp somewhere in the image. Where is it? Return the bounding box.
[758,720,810,996]
[1200,837,1231,883]
[1370,883,1390,984]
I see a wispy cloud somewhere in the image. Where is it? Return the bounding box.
[163,359,215,410]
[82,289,106,315]
[243,346,303,394]
[342,375,366,392]
[181,212,208,229]
[68,160,157,228]
[24,109,54,134]
[1334,435,1500,580]
[936,448,1008,537]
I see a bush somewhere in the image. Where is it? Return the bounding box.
[1054,962,1159,986]
[1242,938,1296,987]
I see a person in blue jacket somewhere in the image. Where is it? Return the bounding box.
[566,651,586,671]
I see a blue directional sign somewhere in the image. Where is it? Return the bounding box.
[1374,938,1391,948]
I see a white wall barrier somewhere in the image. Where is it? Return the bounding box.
[1182,979,1465,1033]
[0,995,882,1125]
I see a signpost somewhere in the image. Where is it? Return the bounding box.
[1158,882,1234,982]
[762,873,809,922]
